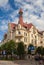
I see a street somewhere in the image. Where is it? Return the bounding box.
[0,60,43,65]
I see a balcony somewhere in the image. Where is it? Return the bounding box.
[15,34,23,38]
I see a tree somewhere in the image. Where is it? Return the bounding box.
[36,46,42,55]
[7,40,16,55]
[0,46,1,50]
[17,42,25,59]
[1,40,16,59]
[0,46,1,51]
[41,47,44,56]
[1,43,8,59]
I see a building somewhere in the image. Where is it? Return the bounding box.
[3,9,44,47]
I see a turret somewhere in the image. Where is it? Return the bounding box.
[18,8,23,25]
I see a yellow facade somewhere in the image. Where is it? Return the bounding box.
[7,23,39,47]
[2,9,44,47]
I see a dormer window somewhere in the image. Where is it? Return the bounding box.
[13,27,15,29]
[18,31,21,34]
[25,26,27,29]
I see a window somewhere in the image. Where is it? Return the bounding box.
[13,27,15,29]
[24,37,27,42]
[18,38,20,41]
[24,32,27,36]
[32,39,33,43]
[31,34,33,37]
[35,36,36,38]
[18,31,21,34]
[35,40,37,44]
[41,41,42,44]
[33,29,36,34]
[25,26,27,29]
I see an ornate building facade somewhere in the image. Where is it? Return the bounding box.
[3,9,44,47]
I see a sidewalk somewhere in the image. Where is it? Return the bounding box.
[0,60,43,65]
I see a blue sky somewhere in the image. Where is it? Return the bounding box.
[0,0,44,42]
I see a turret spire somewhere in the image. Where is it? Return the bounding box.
[19,8,23,16]
[18,8,23,25]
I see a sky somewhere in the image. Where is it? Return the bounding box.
[0,0,44,42]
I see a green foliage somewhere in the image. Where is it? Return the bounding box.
[36,47,42,54]
[1,42,8,50]
[1,40,16,55]
[36,46,44,55]
[7,40,16,54]
[0,46,1,50]
[28,49,31,54]
[41,47,44,55]
[17,42,25,59]
[0,41,27,60]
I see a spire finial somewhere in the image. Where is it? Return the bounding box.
[18,8,23,25]
[19,8,23,16]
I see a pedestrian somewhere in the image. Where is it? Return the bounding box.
[39,55,43,65]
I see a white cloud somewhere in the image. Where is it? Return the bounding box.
[21,0,44,31]
[12,17,18,24]
[0,0,8,6]
[35,0,43,6]
[0,25,8,31]
[22,2,34,10]
[0,0,44,42]
[34,0,44,11]
[41,13,44,20]
[0,0,44,31]
[0,40,1,43]
[0,20,8,31]
[10,10,19,18]
[3,3,12,11]
[28,14,44,31]
[14,0,22,3]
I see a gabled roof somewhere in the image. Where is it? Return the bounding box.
[18,8,33,29]
[35,30,44,35]
[38,31,44,35]
[10,22,33,30]
[10,9,34,30]
[27,23,33,29]
[10,23,16,30]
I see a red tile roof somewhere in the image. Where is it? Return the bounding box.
[27,23,33,29]
[18,8,33,29]
[10,22,33,30]
[10,23,16,30]
[10,9,33,30]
